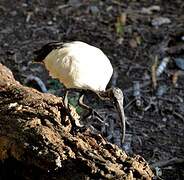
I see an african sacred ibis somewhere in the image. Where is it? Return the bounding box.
[34,41,125,143]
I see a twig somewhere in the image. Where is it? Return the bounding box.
[166,44,184,55]
[124,98,135,110]
[151,157,184,168]
[124,80,151,93]
[172,111,184,122]
[151,56,158,89]
[172,70,184,87]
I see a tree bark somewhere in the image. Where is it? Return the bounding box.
[0,63,155,180]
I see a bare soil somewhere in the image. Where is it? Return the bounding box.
[0,0,184,179]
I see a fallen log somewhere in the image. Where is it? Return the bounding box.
[0,63,155,179]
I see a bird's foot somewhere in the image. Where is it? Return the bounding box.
[73,117,84,128]
[66,107,84,128]
[78,93,105,123]
[65,108,84,131]
[63,90,83,129]
[83,108,105,123]
[64,91,69,109]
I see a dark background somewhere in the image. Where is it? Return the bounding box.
[0,0,184,179]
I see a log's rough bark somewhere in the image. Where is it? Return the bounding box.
[0,63,155,180]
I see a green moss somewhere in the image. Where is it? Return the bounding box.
[47,79,64,90]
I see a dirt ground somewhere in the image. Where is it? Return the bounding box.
[0,0,184,179]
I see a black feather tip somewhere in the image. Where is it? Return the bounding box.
[33,42,64,62]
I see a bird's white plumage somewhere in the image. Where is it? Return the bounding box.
[44,41,113,91]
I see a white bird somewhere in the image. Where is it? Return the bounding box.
[34,41,126,143]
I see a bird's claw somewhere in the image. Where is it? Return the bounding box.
[84,108,104,123]
[64,91,69,109]
[74,118,84,128]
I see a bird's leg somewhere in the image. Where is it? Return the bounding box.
[63,89,83,128]
[78,92,104,122]
[64,90,69,109]
[78,93,90,110]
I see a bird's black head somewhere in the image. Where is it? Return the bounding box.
[104,87,124,103]
[33,42,64,62]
